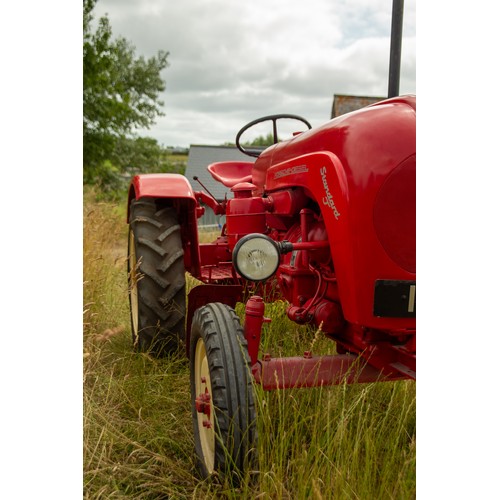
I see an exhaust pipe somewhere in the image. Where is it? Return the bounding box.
[388,0,405,98]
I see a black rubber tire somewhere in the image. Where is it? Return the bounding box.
[190,303,257,483]
[127,198,186,356]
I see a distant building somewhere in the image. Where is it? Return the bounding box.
[331,94,385,119]
[185,145,259,229]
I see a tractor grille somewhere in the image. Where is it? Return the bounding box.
[373,154,416,273]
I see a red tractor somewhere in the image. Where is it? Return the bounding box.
[127,94,416,480]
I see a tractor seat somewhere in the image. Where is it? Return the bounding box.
[207,161,253,188]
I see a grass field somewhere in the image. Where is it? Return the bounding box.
[83,193,416,499]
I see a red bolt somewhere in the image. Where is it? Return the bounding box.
[195,393,211,416]
[202,420,212,429]
[201,376,207,384]
[195,398,204,413]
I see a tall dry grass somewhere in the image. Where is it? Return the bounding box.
[83,193,415,499]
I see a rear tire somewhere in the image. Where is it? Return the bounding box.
[190,303,257,483]
[127,198,186,356]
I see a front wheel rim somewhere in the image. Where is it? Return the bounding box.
[194,338,215,473]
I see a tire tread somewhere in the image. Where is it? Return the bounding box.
[128,199,186,356]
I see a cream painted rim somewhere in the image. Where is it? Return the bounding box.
[194,338,215,473]
[129,230,139,338]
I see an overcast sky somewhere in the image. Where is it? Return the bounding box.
[93,0,416,148]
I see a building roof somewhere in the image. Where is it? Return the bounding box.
[331,94,386,119]
[185,145,260,200]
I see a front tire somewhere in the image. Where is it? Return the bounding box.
[127,198,186,356]
[190,303,257,482]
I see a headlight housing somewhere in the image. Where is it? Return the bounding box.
[232,234,280,282]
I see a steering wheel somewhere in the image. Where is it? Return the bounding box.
[235,114,312,158]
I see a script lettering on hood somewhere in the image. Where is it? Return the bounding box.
[320,166,340,220]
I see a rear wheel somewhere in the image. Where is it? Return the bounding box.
[127,198,186,356]
[190,303,257,482]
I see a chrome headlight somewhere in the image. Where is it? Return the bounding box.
[232,234,280,282]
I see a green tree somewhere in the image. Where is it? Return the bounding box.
[224,132,278,148]
[113,136,162,173]
[83,0,169,185]
[244,132,277,147]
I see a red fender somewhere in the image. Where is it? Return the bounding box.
[127,173,197,220]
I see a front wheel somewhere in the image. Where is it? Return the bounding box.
[190,303,257,482]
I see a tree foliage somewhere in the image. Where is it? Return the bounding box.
[83,0,169,185]
[244,133,277,147]
[224,133,278,148]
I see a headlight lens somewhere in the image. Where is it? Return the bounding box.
[233,234,280,282]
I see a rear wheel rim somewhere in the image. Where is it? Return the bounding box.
[128,230,139,339]
[194,338,215,473]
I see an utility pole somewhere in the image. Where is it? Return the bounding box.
[388,0,404,97]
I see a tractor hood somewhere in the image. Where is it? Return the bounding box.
[252,95,416,192]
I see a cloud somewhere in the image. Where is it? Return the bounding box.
[94,0,416,147]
